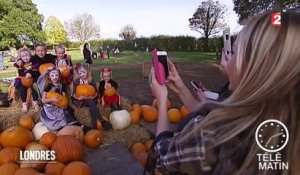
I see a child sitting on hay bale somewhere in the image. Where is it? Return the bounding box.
[37,66,79,132]
[98,67,121,109]
[14,48,40,113]
[72,64,112,130]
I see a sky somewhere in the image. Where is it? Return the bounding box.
[32,0,242,39]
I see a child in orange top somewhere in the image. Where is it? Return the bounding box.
[98,68,121,108]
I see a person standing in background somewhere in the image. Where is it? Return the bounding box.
[83,43,92,64]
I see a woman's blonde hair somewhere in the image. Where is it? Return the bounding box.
[185,11,300,174]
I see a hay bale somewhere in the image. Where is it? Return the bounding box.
[102,125,153,148]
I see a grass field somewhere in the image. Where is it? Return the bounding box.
[0,50,216,92]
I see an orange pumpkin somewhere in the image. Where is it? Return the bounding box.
[14,168,39,175]
[167,108,182,123]
[51,135,84,164]
[145,140,154,152]
[62,161,91,175]
[39,132,57,149]
[132,104,142,115]
[96,119,103,130]
[142,106,158,122]
[20,143,48,172]
[58,65,69,78]
[130,142,147,154]
[75,84,96,97]
[0,126,34,149]
[20,77,33,88]
[180,106,190,118]
[0,147,21,165]
[39,63,55,75]
[152,98,172,109]
[45,91,68,108]
[0,162,19,175]
[103,87,117,96]
[45,161,65,175]
[130,111,141,124]
[19,115,34,130]
[83,130,102,148]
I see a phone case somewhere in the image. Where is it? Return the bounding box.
[152,49,166,84]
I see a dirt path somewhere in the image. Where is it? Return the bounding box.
[91,61,227,107]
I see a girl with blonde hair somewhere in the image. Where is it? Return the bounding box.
[149,11,300,175]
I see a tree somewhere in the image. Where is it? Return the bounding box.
[188,0,226,50]
[0,0,45,48]
[44,16,67,46]
[233,0,300,23]
[119,24,137,41]
[64,13,100,42]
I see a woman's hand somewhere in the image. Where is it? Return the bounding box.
[166,60,186,94]
[105,83,111,89]
[52,96,61,103]
[150,67,168,104]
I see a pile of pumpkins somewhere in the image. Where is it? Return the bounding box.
[129,98,190,125]
[0,114,104,175]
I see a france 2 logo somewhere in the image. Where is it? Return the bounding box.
[271,12,281,27]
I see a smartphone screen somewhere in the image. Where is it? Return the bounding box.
[157,52,169,77]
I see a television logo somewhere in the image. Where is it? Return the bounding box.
[271,12,281,27]
[20,150,56,163]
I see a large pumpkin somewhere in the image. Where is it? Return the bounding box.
[0,162,19,175]
[14,168,39,175]
[0,147,21,165]
[19,115,34,130]
[83,130,102,148]
[167,108,182,123]
[39,132,57,149]
[20,77,33,88]
[20,143,48,172]
[104,87,117,96]
[58,65,69,78]
[62,161,91,175]
[45,91,68,108]
[0,126,34,149]
[51,135,84,164]
[45,161,65,175]
[132,104,142,116]
[130,110,141,124]
[39,63,55,75]
[75,84,96,97]
[142,105,158,122]
[109,110,131,130]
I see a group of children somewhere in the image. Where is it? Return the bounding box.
[13,42,121,132]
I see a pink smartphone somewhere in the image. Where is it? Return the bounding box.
[152,49,169,84]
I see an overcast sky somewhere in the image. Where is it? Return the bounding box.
[32,0,242,39]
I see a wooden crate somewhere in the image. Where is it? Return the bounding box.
[142,61,180,78]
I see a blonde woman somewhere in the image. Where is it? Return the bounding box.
[149,11,300,175]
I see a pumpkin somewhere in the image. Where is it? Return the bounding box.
[142,106,158,122]
[145,140,154,152]
[132,152,148,167]
[0,147,21,165]
[75,84,96,97]
[51,135,84,164]
[62,161,91,175]
[167,108,182,123]
[130,142,147,154]
[14,168,39,175]
[109,110,131,130]
[39,132,57,149]
[132,104,142,115]
[152,98,172,109]
[20,77,33,88]
[0,162,19,175]
[96,119,103,130]
[58,65,69,78]
[45,161,65,175]
[20,143,48,172]
[39,63,55,75]
[57,125,84,143]
[0,126,34,149]
[103,87,117,96]
[83,130,102,148]
[180,106,190,118]
[130,111,141,124]
[45,91,68,108]
[32,122,50,141]
[19,115,34,130]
